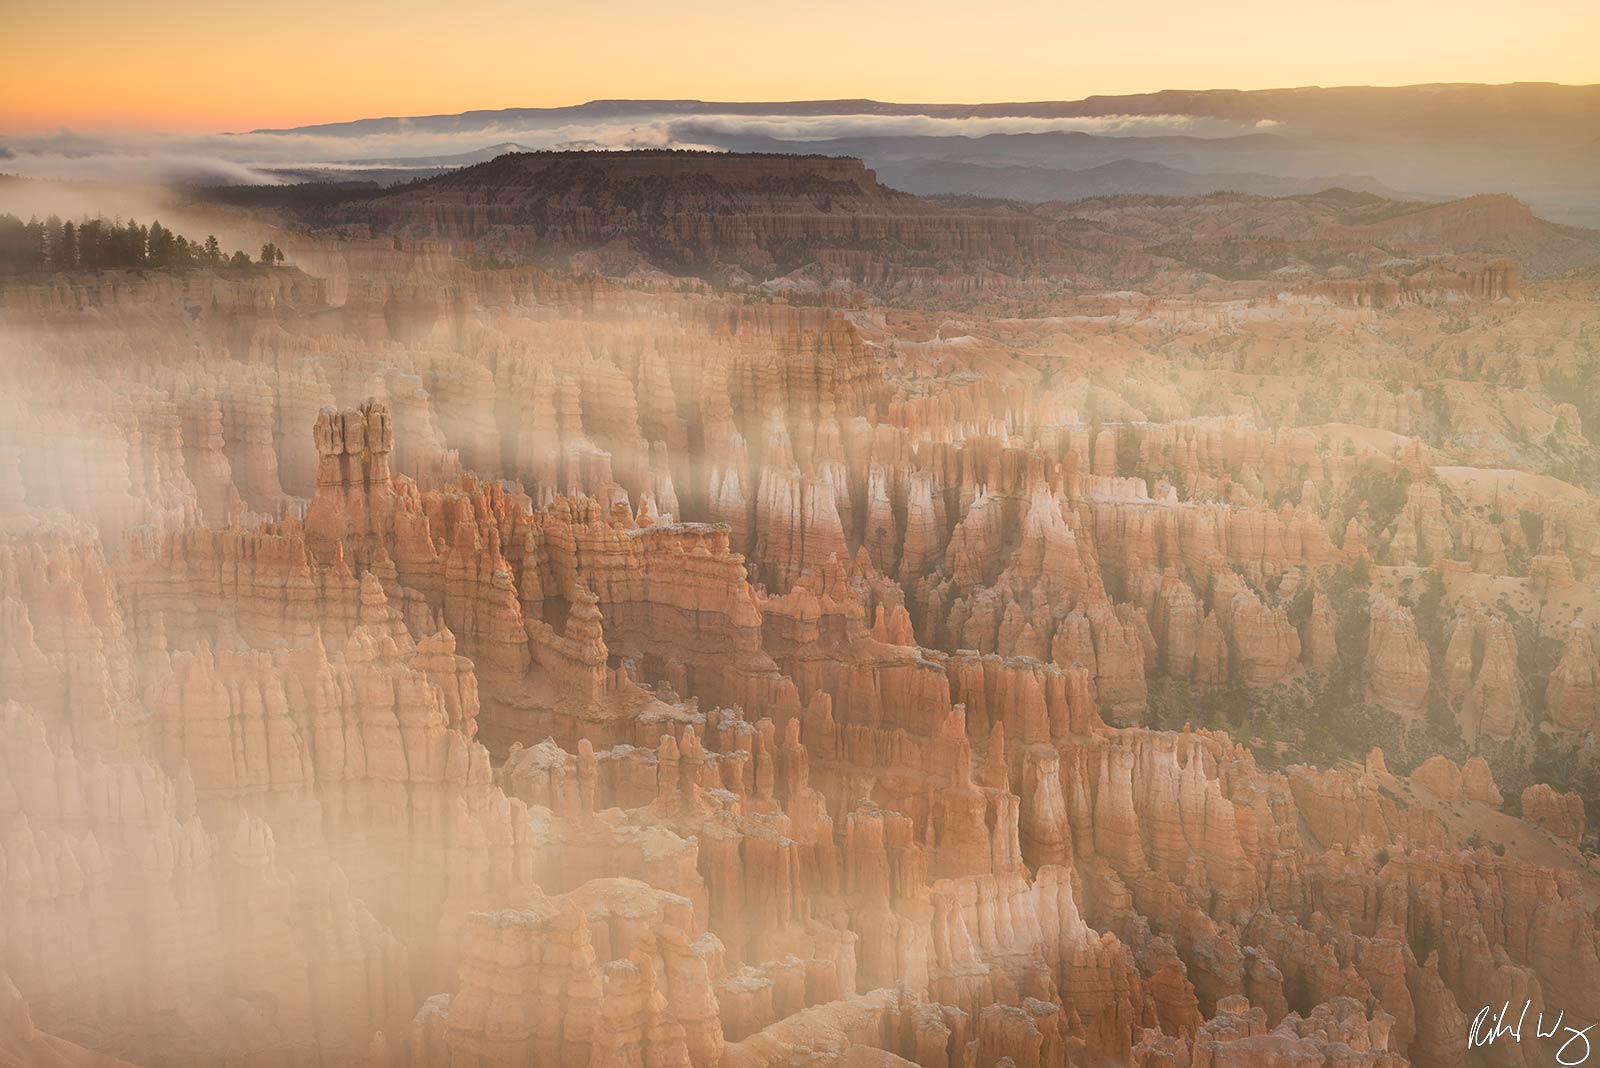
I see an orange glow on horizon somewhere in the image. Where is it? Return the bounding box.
[4,0,1599,134]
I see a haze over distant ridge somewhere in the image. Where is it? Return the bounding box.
[4,83,1599,225]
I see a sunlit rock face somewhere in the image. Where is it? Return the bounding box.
[4,150,1600,1068]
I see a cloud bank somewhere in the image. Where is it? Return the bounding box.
[0,110,1274,186]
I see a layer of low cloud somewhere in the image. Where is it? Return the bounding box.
[0,110,1274,186]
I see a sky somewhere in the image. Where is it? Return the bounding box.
[4,0,1599,133]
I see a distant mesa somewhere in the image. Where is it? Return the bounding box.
[226,85,1600,227]
[230,148,1600,288]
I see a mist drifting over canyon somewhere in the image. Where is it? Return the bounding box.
[6,84,1600,224]
[5,71,1600,1068]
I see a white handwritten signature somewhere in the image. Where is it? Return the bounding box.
[1470,1001,1595,1065]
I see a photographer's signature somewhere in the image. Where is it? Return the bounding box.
[1471,1001,1595,1065]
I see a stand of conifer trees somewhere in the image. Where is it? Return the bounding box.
[0,213,264,276]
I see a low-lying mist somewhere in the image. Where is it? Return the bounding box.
[0,111,1268,185]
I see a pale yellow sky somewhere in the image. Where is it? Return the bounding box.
[4,0,1598,132]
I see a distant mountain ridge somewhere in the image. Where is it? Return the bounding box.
[240,85,1600,227]
[259,148,1600,289]
[247,83,1600,138]
[872,157,1415,203]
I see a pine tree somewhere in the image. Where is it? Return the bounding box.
[44,216,64,270]
[23,217,47,272]
[77,219,101,270]
[148,221,169,267]
[58,221,78,271]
